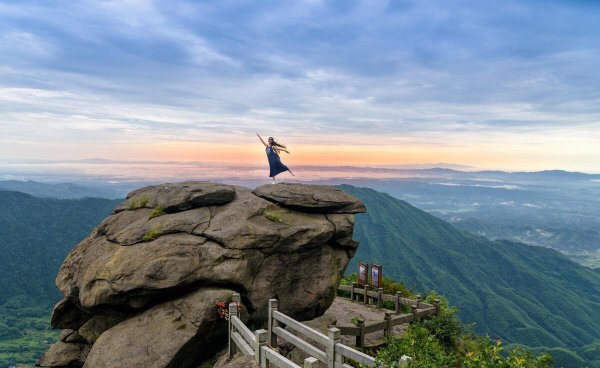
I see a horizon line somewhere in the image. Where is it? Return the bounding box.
[1,157,600,176]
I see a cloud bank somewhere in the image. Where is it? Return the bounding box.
[0,0,599,170]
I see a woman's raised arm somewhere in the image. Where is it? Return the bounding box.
[256,133,267,147]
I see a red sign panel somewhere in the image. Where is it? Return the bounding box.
[358,262,368,286]
[370,263,382,289]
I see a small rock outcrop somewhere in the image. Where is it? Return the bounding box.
[38,182,364,368]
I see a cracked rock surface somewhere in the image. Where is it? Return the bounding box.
[83,288,239,368]
[39,181,364,368]
[253,183,366,213]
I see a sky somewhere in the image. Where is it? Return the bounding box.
[1,0,599,172]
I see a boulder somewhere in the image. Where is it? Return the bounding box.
[253,183,366,214]
[58,329,75,342]
[248,243,350,322]
[114,181,236,213]
[45,182,364,368]
[98,207,211,245]
[62,330,85,344]
[37,341,90,367]
[83,288,240,368]
[51,299,92,330]
[77,312,128,344]
[58,234,262,309]
[203,189,336,251]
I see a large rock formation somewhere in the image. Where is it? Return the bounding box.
[38,182,364,368]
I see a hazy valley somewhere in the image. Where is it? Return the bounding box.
[1,173,599,366]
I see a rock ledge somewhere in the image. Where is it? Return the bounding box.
[39,182,364,368]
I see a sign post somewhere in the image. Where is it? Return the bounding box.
[358,262,368,286]
[370,263,382,289]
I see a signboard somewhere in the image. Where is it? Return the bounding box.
[358,262,368,286]
[370,263,382,289]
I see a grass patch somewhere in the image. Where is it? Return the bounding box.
[129,196,149,210]
[143,227,162,242]
[148,206,165,220]
[262,204,285,222]
[0,302,59,367]
[351,316,362,325]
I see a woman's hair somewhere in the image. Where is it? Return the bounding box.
[268,137,286,148]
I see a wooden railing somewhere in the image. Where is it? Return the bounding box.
[268,299,382,367]
[227,295,384,367]
[228,298,306,368]
[336,284,440,348]
[227,286,439,367]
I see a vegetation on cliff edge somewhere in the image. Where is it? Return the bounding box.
[340,274,553,367]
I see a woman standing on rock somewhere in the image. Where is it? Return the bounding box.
[257,133,294,184]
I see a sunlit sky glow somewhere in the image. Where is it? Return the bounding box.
[1,0,599,172]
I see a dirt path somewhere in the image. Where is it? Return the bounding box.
[301,297,407,347]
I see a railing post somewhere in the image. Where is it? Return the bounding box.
[232,292,241,304]
[411,304,418,323]
[399,355,412,366]
[363,284,369,305]
[254,329,267,365]
[228,310,232,358]
[351,282,357,301]
[327,327,341,367]
[228,302,238,358]
[231,301,240,319]
[377,287,383,308]
[433,299,441,315]
[268,299,278,348]
[395,291,401,314]
[416,295,422,309]
[304,357,319,368]
[260,346,268,368]
[384,312,392,337]
[356,318,365,350]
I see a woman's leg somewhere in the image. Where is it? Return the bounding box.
[271,176,276,184]
[288,169,295,176]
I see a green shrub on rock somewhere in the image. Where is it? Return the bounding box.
[148,205,165,220]
[262,204,285,222]
[375,290,554,368]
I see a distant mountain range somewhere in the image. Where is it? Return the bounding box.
[319,170,600,269]
[0,180,124,199]
[341,185,600,368]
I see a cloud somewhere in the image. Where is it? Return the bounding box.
[0,31,56,60]
[0,0,599,169]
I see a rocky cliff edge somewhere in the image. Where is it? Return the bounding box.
[38,182,365,368]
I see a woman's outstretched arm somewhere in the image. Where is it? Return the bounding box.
[256,133,267,147]
[273,147,290,154]
[272,142,289,153]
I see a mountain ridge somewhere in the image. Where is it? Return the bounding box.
[0,190,121,306]
[339,184,600,367]
[2,184,599,367]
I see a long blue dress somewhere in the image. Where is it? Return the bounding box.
[266,146,290,177]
